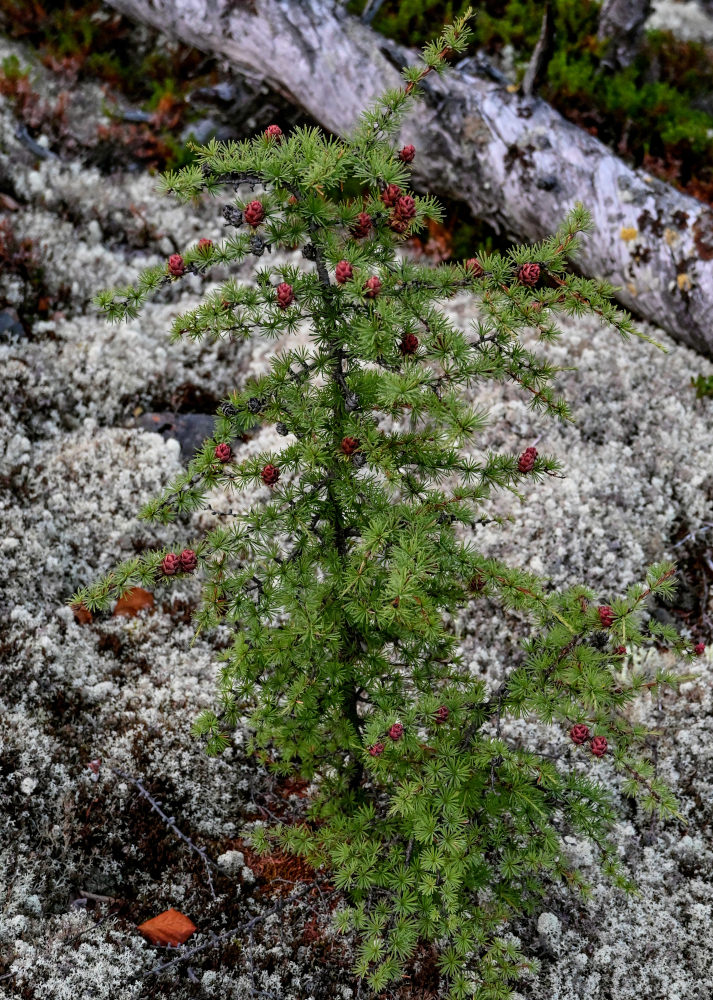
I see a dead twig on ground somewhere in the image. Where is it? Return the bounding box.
[111,766,218,899]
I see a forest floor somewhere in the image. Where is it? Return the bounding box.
[2,16,713,1000]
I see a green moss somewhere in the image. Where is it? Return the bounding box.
[691,374,713,399]
[0,52,28,82]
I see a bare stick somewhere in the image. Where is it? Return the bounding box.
[111,766,218,899]
[140,880,318,979]
[522,0,555,97]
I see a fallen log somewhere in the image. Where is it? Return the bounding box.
[107,0,713,357]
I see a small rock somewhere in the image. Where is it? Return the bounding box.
[0,308,24,337]
[86,219,102,244]
[20,776,38,795]
[217,850,245,875]
[537,911,561,951]
[137,412,217,461]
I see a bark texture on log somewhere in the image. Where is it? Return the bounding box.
[107,0,713,357]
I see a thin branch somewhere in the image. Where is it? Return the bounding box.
[140,880,319,979]
[521,0,555,97]
[111,767,218,899]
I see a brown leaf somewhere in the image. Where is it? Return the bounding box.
[137,908,197,946]
[72,604,93,625]
[113,587,155,618]
[0,193,20,212]
[407,217,453,263]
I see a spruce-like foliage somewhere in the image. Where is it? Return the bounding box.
[73,10,701,997]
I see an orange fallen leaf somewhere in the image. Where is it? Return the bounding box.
[407,216,453,263]
[137,908,197,946]
[72,604,93,625]
[113,587,155,618]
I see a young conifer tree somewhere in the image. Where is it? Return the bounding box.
[73,9,705,998]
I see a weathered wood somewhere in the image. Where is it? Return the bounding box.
[522,0,555,96]
[106,0,713,357]
[598,0,651,70]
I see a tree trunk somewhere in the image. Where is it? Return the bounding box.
[597,0,651,70]
[106,0,713,358]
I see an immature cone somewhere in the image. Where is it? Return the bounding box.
[247,397,263,414]
[180,549,197,573]
[276,422,289,436]
[613,645,627,655]
[399,332,419,355]
[276,282,295,309]
[350,212,373,239]
[465,257,484,278]
[335,260,353,284]
[570,723,590,745]
[398,144,415,163]
[340,436,360,456]
[517,262,541,286]
[261,463,280,486]
[369,742,385,757]
[469,573,486,593]
[197,238,212,251]
[517,447,537,473]
[694,642,706,656]
[434,705,450,724]
[214,442,232,463]
[388,723,404,741]
[168,254,185,276]
[394,195,416,222]
[388,217,408,235]
[223,204,243,227]
[264,124,283,142]
[244,200,265,227]
[381,184,402,207]
[161,553,180,576]
[363,276,382,299]
[598,605,615,628]
[590,736,608,757]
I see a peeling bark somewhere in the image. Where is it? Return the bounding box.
[106,0,713,357]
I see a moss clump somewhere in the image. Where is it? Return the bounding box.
[691,373,713,399]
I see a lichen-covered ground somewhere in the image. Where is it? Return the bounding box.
[1,24,713,1000]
